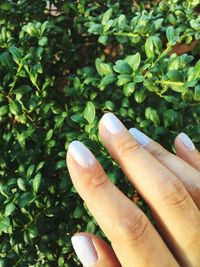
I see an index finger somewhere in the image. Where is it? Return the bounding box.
[66,141,178,267]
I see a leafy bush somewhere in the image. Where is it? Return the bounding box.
[0,0,200,266]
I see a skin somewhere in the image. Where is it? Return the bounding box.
[67,113,200,267]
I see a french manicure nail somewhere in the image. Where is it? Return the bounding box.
[68,141,96,167]
[71,235,98,267]
[129,128,151,147]
[101,113,125,134]
[178,132,195,150]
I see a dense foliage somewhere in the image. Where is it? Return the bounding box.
[0,0,200,266]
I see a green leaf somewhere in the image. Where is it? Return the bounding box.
[152,18,164,30]
[27,164,35,179]
[71,114,87,124]
[73,77,81,90]
[73,206,84,219]
[166,26,175,41]
[134,88,147,103]
[18,192,35,208]
[27,224,39,239]
[100,74,116,86]
[117,74,132,86]
[45,129,54,141]
[5,203,15,217]
[0,217,10,233]
[145,107,160,126]
[33,173,42,193]
[104,101,115,111]
[38,37,48,47]
[123,82,135,97]
[84,102,96,124]
[0,51,14,72]
[17,178,27,191]
[0,93,5,102]
[98,35,109,45]
[9,46,22,65]
[58,256,65,267]
[163,95,179,105]
[86,220,96,234]
[163,109,183,129]
[194,85,200,101]
[145,37,154,58]
[0,105,9,116]
[167,14,177,25]
[95,58,113,77]
[194,59,200,79]
[0,3,12,11]
[12,85,32,95]
[126,53,141,71]
[88,24,103,34]
[151,36,162,54]
[113,60,132,74]
[167,70,183,81]
[55,160,66,170]
[166,26,178,45]
[35,161,45,173]
[41,21,49,35]
[9,100,22,115]
[102,8,113,25]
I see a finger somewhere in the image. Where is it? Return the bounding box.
[175,132,200,172]
[99,113,200,266]
[129,128,200,209]
[71,232,121,267]
[67,141,178,267]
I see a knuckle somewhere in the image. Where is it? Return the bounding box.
[190,178,200,199]
[159,177,189,207]
[87,171,108,190]
[152,145,170,162]
[117,135,141,157]
[115,211,150,244]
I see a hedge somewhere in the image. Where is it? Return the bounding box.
[0,0,200,266]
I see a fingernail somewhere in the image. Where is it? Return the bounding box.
[71,235,98,267]
[129,128,151,147]
[178,132,195,150]
[68,141,96,167]
[100,113,125,134]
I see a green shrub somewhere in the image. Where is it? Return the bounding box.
[0,0,200,266]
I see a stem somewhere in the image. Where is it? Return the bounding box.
[113,32,139,37]
[144,45,172,78]
[155,81,184,86]
[9,63,23,93]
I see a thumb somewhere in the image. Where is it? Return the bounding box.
[71,232,121,267]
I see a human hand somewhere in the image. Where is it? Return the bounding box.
[66,113,200,267]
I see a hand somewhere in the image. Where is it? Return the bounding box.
[66,113,200,267]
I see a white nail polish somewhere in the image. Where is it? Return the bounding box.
[129,128,151,147]
[71,235,98,267]
[178,132,195,150]
[101,113,125,134]
[68,141,96,167]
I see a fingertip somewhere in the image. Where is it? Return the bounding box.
[71,232,121,267]
[175,132,195,151]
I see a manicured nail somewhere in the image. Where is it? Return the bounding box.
[178,132,195,150]
[71,235,98,267]
[101,113,125,134]
[68,141,96,167]
[129,128,151,147]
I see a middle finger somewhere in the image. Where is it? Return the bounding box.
[99,113,200,266]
